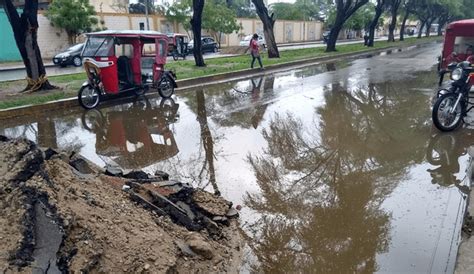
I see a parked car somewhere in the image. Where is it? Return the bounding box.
[187,37,218,54]
[239,34,266,48]
[53,43,84,67]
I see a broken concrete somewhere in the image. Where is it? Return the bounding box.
[0,137,242,273]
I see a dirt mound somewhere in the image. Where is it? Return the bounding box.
[0,137,242,273]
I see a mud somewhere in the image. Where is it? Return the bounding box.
[0,137,242,273]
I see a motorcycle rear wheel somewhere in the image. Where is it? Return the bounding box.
[158,75,174,98]
[78,85,100,109]
[432,93,463,132]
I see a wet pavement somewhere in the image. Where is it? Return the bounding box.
[1,41,473,273]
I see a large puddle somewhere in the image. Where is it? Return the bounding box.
[1,42,472,272]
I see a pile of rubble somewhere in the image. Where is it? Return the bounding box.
[0,136,242,273]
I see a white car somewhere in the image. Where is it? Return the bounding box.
[239,34,266,48]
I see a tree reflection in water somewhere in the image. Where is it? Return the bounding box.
[244,80,431,272]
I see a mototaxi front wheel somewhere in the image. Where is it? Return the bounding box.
[432,92,464,132]
[78,85,101,109]
[158,76,175,98]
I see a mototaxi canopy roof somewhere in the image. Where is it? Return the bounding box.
[85,30,167,39]
[445,19,474,36]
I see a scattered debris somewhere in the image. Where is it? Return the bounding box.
[0,136,242,273]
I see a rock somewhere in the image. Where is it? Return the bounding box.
[144,263,150,270]
[43,147,59,160]
[122,185,131,192]
[123,170,149,180]
[186,233,214,260]
[154,170,169,180]
[226,208,239,218]
[105,165,123,177]
[175,240,197,257]
[70,158,95,174]
[212,216,229,225]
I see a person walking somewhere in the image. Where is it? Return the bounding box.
[248,33,263,69]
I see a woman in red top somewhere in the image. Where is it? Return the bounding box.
[249,33,263,69]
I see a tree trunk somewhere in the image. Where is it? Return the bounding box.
[367,2,384,47]
[387,8,398,42]
[191,0,205,67]
[326,16,343,52]
[252,0,279,58]
[399,10,409,41]
[326,0,369,52]
[417,20,426,38]
[3,0,55,92]
[425,18,435,37]
[437,19,446,36]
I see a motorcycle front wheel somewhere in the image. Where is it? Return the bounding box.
[78,84,100,109]
[432,93,463,132]
[158,75,174,98]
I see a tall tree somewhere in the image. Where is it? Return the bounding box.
[45,0,99,45]
[325,0,369,52]
[191,0,206,66]
[367,0,386,47]
[387,0,402,42]
[251,0,280,58]
[1,0,54,92]
[399,0,415,41]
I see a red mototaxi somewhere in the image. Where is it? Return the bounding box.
[438,19,474,85]
[78,30,177,109]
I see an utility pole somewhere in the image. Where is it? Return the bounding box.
[145,0,150,30]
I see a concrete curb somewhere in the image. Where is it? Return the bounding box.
[0,63,55,72]
[0,39,440,120]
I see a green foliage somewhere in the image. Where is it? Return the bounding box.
[230,0,257,18]
[270,0,324,21]
[45,0,99,44]
[345,2,375,31]
[202,0,240,45]
[164,0,192,32]
[164,0,239,45]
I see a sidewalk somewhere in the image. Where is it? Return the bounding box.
[455,147,474,273]
[0,61,55,71]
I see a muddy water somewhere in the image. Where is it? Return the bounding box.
[1,42,472,272]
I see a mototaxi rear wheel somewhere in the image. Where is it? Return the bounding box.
[432,93,464,132]
[78,84,101,109]
[158,75,174,98]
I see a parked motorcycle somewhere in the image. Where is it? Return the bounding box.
[432,61,474,131]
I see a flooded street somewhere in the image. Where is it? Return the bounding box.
[1,42,472,272]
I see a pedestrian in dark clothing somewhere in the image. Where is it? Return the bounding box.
[248,33,263,69]
[363,32,369,46]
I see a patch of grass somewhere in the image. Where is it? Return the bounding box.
[0,92,68,110]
